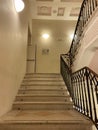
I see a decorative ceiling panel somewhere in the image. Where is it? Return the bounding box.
[70,7,80,16]
[57,8,65,16]
[37,6,52,16]
[30,0,82,20]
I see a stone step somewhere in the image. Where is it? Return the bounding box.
[0,121,92,130]
[25,73,61,78]
[21,81,65,86]
[19,88,67,91]
[15,95,71,102]
[21,84,66,89]
[24,77,63,81]
[0,110,93,130]
[18,89,68,95]
[13,101,73,110]
[20,87,67,91]
[17,93,68,97]
[23,79,63,82]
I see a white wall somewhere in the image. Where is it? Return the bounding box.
[0,0,30,116]
[89,50,98,74]
[27,20,76,73]
[72,8,98,73]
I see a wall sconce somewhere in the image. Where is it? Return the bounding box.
[70,34,74,40]
[14,0,25,12]
[42,34,50,39]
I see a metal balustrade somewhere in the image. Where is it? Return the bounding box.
[72,67,98,128]
[60,55,98,129]
[60,0,98,128]
[60,55,72,97]
[69,0,98,66]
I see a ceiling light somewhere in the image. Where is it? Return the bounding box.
[14,0,25,12]
[42,34,49,39]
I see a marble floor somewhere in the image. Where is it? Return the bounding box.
[0,110,90,124]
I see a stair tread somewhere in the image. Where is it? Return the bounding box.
[21,83,65,85]
[16,94,69,96]
[25,73,61,76]
[25,74,62,78]
[23,79,63,81]
[14,101,73,104]
[24,78,62,80]
[19,88,67,91]
[21,84,65,86]
[23,80,63,83]
[16,94,69,97]
[0,110,92,129]
[24,77,62,79]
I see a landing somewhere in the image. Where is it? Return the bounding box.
[0,110,90,124]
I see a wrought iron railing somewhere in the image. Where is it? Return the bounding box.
[60,56,98,128]
[69,0,98,66]
[60,55,73,98]
[60,0,98,129]
[72,67,98,129]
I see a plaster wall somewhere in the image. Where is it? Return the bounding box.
[0,0,30,116]
[72,8,98,73]
[27,20,76,73]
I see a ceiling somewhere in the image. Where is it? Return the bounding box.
[31,19,77,48]
[29,0,82,20]
[29,0,83,52]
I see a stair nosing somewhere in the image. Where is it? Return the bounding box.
[16,94,70,97]
[1,119,91,124]
[25,73,61,75]
[24,76,62,78]
[19,89,67,91]
[23,80,63,82]
[21,84,65,86]
[13,101,73,105]
[16,94,69,97]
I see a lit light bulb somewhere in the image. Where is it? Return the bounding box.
[14,0,25,12]
[70,34,74,40]
[42,34,49,39]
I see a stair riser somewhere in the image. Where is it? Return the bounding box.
[22,80,64,83]
[21,82,65,86]
[15,96,70,102]
[13,104,73,110]
[24,76,62,79]
[0,123,92,130]
[23,78,63,81]
[20,86,66,90]
[25,74,61,78]
[18,90,68,95]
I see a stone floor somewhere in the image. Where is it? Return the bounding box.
[0,110,90,124]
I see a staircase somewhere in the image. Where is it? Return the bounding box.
[0,73,93,130]
[13,73,73,110]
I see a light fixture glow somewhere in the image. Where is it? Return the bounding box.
[70,34,74,40]
[14,0,25,12]
[42,34,49,39]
